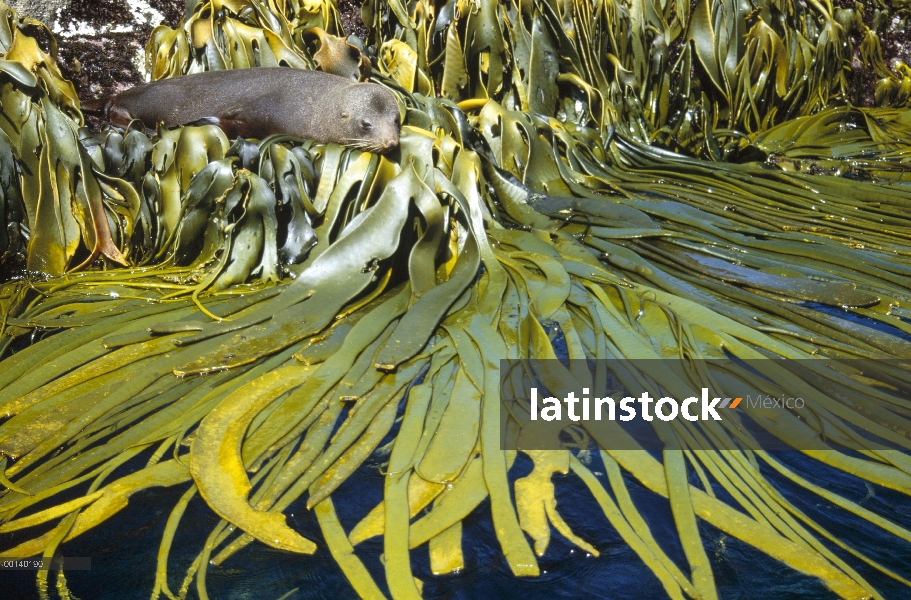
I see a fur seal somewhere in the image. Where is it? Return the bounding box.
[101,68,401,154]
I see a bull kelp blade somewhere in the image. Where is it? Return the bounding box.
[174,165,420,375]
[315,497,387,600]
[375,223,479,370]
[189,365,317,554]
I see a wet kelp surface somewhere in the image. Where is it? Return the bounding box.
[2,0,911,599]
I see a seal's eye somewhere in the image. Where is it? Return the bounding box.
[359,119,373,131]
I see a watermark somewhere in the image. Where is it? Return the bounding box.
[529,388,751,422]
[500,359,901,451]
[0,557,91,570]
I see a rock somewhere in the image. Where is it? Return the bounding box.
[6,0,69,27]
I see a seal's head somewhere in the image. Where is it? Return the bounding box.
[336,83,401,154]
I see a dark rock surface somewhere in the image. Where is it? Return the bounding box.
[339,0,366,39]
[57,0,184,100]
[6,0,68,27]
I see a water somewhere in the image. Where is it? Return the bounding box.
[5,443,911,599]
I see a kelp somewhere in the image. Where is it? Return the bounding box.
[2,1,911,599]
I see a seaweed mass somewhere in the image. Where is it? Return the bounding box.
[2,0,911,599]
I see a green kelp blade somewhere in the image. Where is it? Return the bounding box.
[174,166,425,375]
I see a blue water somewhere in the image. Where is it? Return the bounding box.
[5,442,911,599]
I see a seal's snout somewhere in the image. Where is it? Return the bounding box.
[380,137,399,154]
[372,110,400,154]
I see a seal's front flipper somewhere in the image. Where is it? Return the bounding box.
[81,97,110,115]
[185,108,250,138]
[185,116,228,129]
[109,104,137,128]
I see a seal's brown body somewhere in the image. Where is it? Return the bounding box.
[108,68,401,153]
